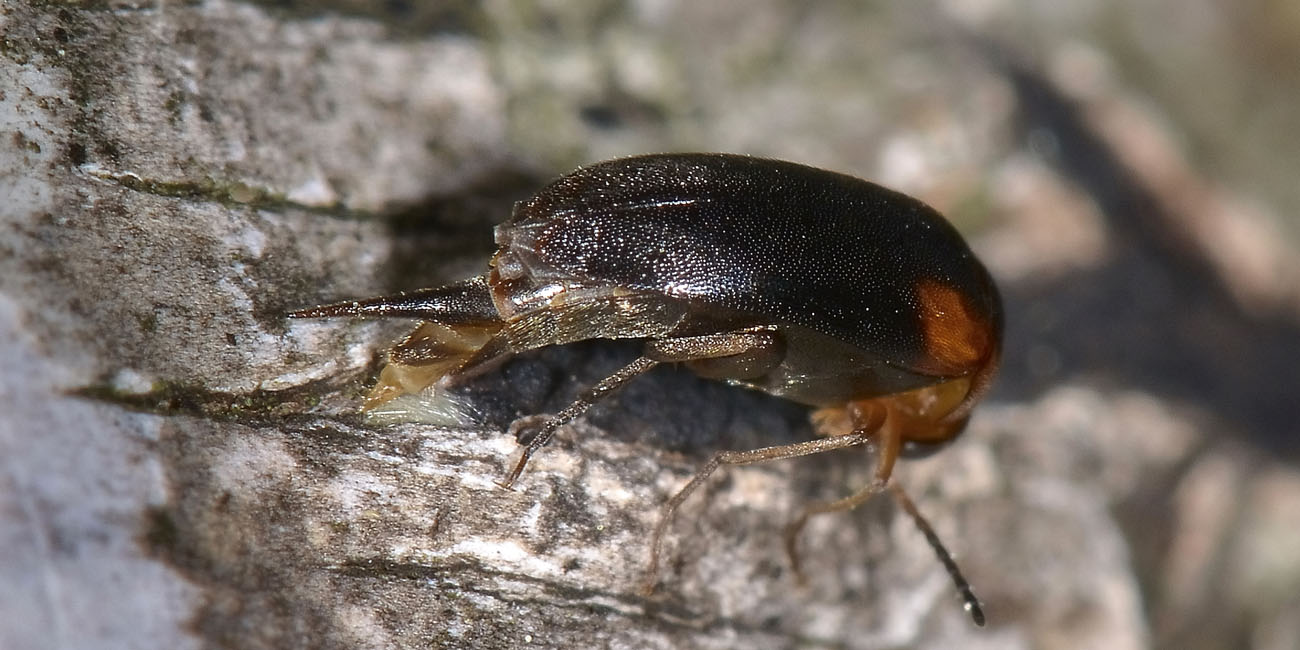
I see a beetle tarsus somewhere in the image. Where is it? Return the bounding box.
[499,452,529,490]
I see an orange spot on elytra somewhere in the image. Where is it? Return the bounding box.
[914,279,992,376]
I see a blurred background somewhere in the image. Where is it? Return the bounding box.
[3,1,1299,649]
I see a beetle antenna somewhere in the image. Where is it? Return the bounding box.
[888,482,985,626]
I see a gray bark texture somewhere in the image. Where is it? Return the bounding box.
[4,2,1300,650]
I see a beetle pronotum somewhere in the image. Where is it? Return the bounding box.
[291,153,1002,625]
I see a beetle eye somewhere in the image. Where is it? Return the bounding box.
[900,439,954,459]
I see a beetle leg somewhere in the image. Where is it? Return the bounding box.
[645,328,784,380]
[499,355,662,489]
[783,401,899,582]
[499,329,784,489]
[782,477,890,584]
[640,432,874,596]
[772,416,988,628]
[289,276,507,407]
[364,320,505,409]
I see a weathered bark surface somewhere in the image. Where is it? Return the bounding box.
[4,2,1299,650]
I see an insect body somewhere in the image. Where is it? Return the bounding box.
[290,153,1002,625]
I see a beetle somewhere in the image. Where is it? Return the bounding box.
[290,153,1002,625]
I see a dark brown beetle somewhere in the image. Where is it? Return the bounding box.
[291,153,1002,625]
